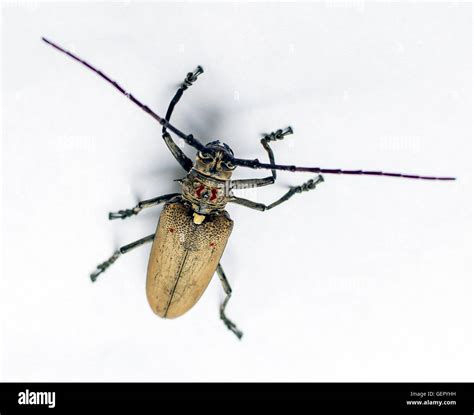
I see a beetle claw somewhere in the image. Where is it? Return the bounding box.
[90,268,103,282]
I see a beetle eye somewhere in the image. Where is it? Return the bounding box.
[198,152,213,163]
[223,161,235,170]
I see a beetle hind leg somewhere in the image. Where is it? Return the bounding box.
[216,263,243,340]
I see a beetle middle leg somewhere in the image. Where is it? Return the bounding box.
[109,193,180,220]
[90,233,155,282]
[216,263,243,340]
[230,175,324,211]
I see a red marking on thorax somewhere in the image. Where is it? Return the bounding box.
[210,189,218,201]
[195,184,205,198]
[209,242,215,247]
[168,228,175,233]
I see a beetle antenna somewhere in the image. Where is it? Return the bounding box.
[41,37,205,151]
[231,158,456,181]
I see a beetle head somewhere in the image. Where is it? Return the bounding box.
[194,140,236,180]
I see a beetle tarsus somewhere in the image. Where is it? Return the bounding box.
[223,320,243,340]
[182,65,204,89]
[216,263,243,339]
[108,208,140,220]
[90,250,121,282]
[292,174,325,193]
[220,308,243,340]
[262,126,294,143]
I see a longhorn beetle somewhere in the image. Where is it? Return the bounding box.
[43,38,455,339]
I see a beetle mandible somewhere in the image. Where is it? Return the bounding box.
[43,38,455,339]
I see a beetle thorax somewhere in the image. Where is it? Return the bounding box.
[181,169,232,217]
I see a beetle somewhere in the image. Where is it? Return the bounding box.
[42,37,455,339]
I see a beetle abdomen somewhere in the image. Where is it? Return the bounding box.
[146,201,233,319]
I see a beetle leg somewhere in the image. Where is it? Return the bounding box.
[90,250,121,282]
[260,126,293,181]
[162,66,204,171]
[109,193,180,220]
[216,263,243,340]
[108,207,141,220]
[230,126,294,189]
[230,175,324,211]
[230,176,275,190]
[90,233,155,282]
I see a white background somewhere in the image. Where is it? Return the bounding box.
[1,1,472,382]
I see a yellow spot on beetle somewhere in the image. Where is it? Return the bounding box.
[193,213,206,225]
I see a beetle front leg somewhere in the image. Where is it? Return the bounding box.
[109,193,180,220]
[162,66,204,171]
[260,126,293,181]
[216,263,243,340]
[230,175,324,211]
[230,126,294,190]
[90,233,155,282]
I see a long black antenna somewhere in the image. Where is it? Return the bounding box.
[232,158,456,181]
[42,37,205,151]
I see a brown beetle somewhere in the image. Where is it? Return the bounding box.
[43,38,455,339]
